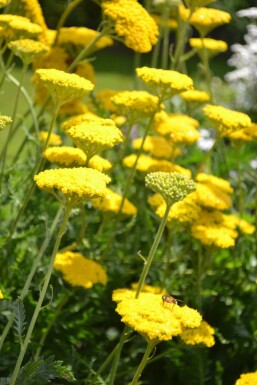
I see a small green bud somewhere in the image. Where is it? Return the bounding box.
[145,171,196,206]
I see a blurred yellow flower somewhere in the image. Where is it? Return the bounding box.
[189,38,228,56]
[132,136,181,159]
[39,131,62,146]
[61,112,100,131]
[8,38,49,65]
[92,188,137,216]
[0,114,12,131]
[235,371,257,385]
[0,290,3,299]
[190,7,231,36]
[226,123,257,142]
[180,89,210,103]
[180,320,215,347]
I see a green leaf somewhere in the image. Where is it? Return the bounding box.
[13,299,26,341]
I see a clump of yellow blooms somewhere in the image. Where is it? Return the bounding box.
[136,67,193,100]
[54,251,107,289]
[203,105,251,136]
[189,38,228,56]
[34,168,111,206]
[61,112,100,131]
[102,0,158,53]
[152,111,200,144]
[0,289,3,299]
[64,118,123,161]
[34,68,94,107]
[8,39,49,65]
[235,371,257,385]
[0,15,42,41]
[189,7,231,36]
[39,131,62,146]
[123,154,191,177]
[180,89,210,103]
[226,123,257,142]
[180,320,215,347]
[132,136,181,159]
[0,114,12,131]
[113,290,202,342]
[145,171,196,206]
[92,188,137,216]
[111,91,161,122]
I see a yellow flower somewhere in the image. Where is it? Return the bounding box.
[130,284,167,295]
[57,27,113,54]
[0,16,42,41]
[34,168,111,206]
[203,105,251,136]
[58,100,89,117]
[132,135,181,159]
[0,114,12,130]
[102,0,158,53]
[113,291,202,342]
[0,289,3,299]
[191,209,238,248]
[75,61,96,85]
[39,131,62,146]
[111,91,161,122]
[180,89,210,103]
[190,7,231,36]
[92,187,137,216]
[136,67,193,100]
[122,154,191,177]
[180,320,215,347]
[54,251,107,289]
[94,89,121,114]
[226,123,257,142]
[189,38,228,56]
[152,111,200,144]
[34,68,94,107]
[227,216,255,235]
[235,372,257,385]
[145,171,196,206]
[33,47,69,71]
[8,38,49,65]
[185,0,215,10]
[64,118,123,160]
[61,112,100,131]
[16,0,48,36]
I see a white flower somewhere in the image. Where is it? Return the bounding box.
[237,7,257,19]
[250,158,257,169]
[197,129,215,151]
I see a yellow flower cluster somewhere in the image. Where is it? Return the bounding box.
[102,0,158,53]
[64,118,123,160]
[132,136,181,159]
[226,123,257,142]
[0,114,12,131]
[94,89,121,114]
[203,105,251,136]
[8,39,49,65]
[152,111,200,144]
[235,371,257,385]
[18,0,48,42]
[180,89,210,103]
[0,14,42,41]
[34,168,111,206]
[39,131,62,146]
[92,188,137,216]
[111,91,161,122]
[113,290,202,342]
[145,171,196,206]
[180,320,215,347]
[0,289,3,299]
[136,67,193,100]
[189,38,228,56]
[61,112,100,131]
[54,251,107,289]
[35,68,94,107]
[189,7,231,36]
[33,47,69,71]
[123,154,191,177]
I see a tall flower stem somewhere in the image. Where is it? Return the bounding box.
[6,104,60,244]
[0,63,28,189]
[235,143,244,216]
[135,203,171,298]
[161,8,171,70]
[171,11,192,71]
[9,204,72,385]
[200,36,213,100]
[54,0,83,45]
[0,205,63,352]
[129,340,157,385]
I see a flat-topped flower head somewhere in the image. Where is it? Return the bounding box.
[34,68,94,107]
[180,90,210,103]
[203,105,251,136]
[0,114,12,131]
[190,7,231,36]
[235,371,257,385]
[64,118,123,160]
[113,291,202,342]
[189,38,228,57]
[92,188,137,216]
[54,251,107,289]
[145,171,196,206]
[111,91,161,122]
[0,16,42,41]
[185,0,215,10]
[8,39,49,65]
[34,167,111,207]
[102,0,158,53]
[180,320,215,347]
[136,67,193,101]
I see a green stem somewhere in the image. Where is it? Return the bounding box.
[9,204,72,385]
[151,34,162,68]
[0,49,14,88]
[235,143,243,216]
[133,53,141,89]
[200,36,213,100]
[54,0,83,46]
[161,9,170,70]
[195,242,203,311]
[0,63,28,189]
[171,11,192,71]
[130,340,157,385]
[0,206,63,352]
[135,203,171,298]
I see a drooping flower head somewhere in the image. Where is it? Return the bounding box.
[34,168,111,207]
[102,0,158,53]
[92,188,137,216]
[54,251,107,289]
[136,67,193,101]
[203,104,251,136]
[34,68,94,107]
[0,114,12,131]
[8,39,49,65]
[145,171,196,206]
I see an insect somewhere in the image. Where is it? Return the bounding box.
[162,295,183,308]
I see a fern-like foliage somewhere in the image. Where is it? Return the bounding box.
[15,356,75,385]
[13,299,26,342]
